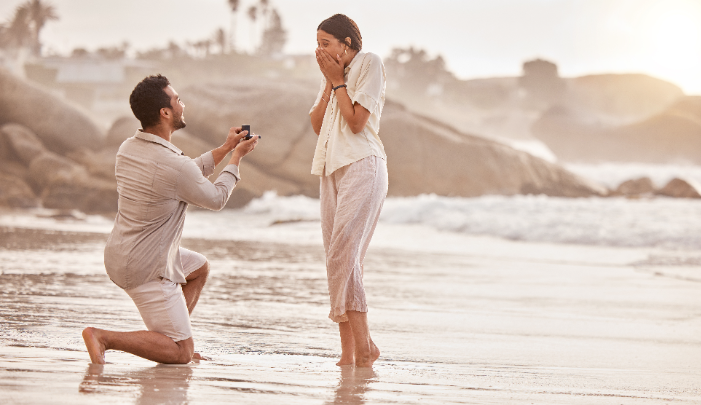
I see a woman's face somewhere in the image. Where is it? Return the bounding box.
[317,30,348,61]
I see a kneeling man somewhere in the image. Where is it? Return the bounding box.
[82,74,258,364]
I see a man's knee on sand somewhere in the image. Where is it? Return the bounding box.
[174,337,195,364]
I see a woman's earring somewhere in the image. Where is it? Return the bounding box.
[344,49,348,55]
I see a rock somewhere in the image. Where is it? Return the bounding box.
[105,116,140,148]
[614,177,655,197]
[1,123,46,165]
[0,67,105,154]
[66,148,117,181]
[0,160,30,182]
[41,176,118,213]
[183,80,322,198]
[28,151,90,192]
[379,103,606,197]
[171,130,215,159]
[657,178,701,199]
[182,80,606,200]
[0,172,40,208]
[533,95,701,164]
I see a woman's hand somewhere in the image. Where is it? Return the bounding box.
[315,47,345,87]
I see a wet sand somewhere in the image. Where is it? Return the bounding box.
[1,220,700,404]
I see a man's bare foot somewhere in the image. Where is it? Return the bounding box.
[82,327,106,364]
[355,342,380,368]
[192,353,209,361]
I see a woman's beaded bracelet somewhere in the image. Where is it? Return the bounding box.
[332,84,347,92]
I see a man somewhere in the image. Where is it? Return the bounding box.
[82,74,258,364]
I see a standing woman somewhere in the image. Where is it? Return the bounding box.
[309,14,387,368]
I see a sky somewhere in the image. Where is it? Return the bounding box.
[2,0,701,94]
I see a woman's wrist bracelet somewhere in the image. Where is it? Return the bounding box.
[332,84,347,92]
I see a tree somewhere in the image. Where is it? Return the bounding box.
[258,8,286,56]
[247,5,258,51]
[0,6,32,49]
[213,27,227,55]
[19,0,58,57]
[227,0,239,53]
[384,47,455,96]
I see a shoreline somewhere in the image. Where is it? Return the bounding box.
[1,214,700,404]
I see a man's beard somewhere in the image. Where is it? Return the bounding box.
[172,114,186,130]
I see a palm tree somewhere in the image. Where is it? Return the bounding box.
[227,0,239,53]
[18,0,58,57]
[1,6,32,49]
[247,5,258,52]
[213,28,227,55]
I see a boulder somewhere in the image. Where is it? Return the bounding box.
[0,67,105,154]
[171,130,215,159]
[0,172,40,208]
[28,151,90,192]
[41,176,118,213]
[613,177,655,197]
[105,116,140,148]
[182,80,606,200]
[66,148,117,181]
[657,178,701,199]
[0,160,30,182]
[1,123,46,165]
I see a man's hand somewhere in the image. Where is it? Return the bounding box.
[223,127,247,152]
[211,127,258,166]
[229,131,258,166]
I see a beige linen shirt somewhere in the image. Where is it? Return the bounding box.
[310,51,387,176]
[104,130,240,289]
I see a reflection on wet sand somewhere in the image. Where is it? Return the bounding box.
[80,363,193,404]
[326,366,376,405]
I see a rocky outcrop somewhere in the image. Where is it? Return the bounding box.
[0,172,39,208]
[533,96,701,164]
[0,67,105,154]
[0,123,117,212]
[181,81,607,202]
[105,116,140,148]
[657,178,701,199]
[2,123,45,165]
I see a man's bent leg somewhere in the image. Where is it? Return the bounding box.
[82,327,194,364]
[182,261,209,315]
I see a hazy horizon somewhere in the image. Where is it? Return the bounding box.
[1,0,701,94]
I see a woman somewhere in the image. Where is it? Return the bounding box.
[309,14,387,368]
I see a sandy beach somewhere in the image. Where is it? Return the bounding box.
[0,206,700,404]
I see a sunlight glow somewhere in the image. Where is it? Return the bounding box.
[641,0,701,93]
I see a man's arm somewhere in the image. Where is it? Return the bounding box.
[211,127,248,166]
[176,133,258,211]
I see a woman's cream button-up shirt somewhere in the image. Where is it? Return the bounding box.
[309,51,387,177]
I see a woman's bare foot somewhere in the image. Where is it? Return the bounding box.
[336,353,355,366]
[355,342,380,368]
[82,327,106,364]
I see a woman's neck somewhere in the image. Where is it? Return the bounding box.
[344,50,359,68]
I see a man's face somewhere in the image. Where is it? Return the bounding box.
[164,85,186,130]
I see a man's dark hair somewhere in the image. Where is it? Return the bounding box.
[129,74,172,128]
[317,14,362,51]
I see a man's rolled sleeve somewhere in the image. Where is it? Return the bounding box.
[193,151,216,177]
